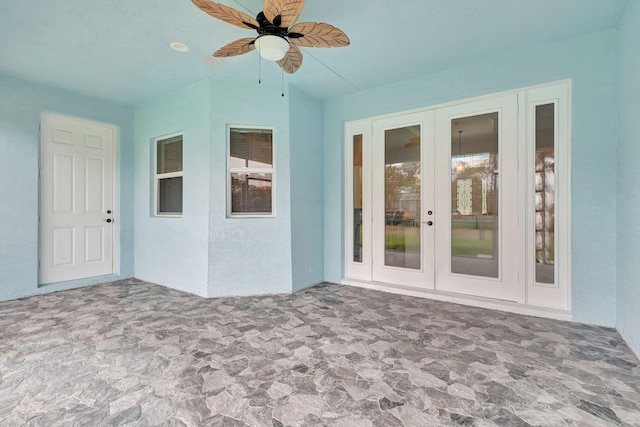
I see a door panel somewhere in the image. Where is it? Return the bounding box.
[40,113,116,284]
[434,94,519,301]
[372,112,435,288]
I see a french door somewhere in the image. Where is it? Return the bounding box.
[347,94,521,302]
[40,113,117,284]
[434,94,519,301]
[371,112,435,288]
[365,94,518,300]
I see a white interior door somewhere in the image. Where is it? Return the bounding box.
[434,94,519,301]
[371,112,435,288]
[40,113,116,284]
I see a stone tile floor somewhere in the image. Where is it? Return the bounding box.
[1,278,639,426]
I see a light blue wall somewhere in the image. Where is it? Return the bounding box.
[133,80,211,297]
[324,30,619,326]
[289,87,325,291]
[207,79,293,297]
[617,1,640,356]
[0,73,134,301]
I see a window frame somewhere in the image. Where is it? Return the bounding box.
[227,125,276,218]
[154,132,183,218]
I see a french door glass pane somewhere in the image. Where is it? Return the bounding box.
[353,134,363,263]
[535,104,555,284]
[384,125,421,269]
[450,113,499,278]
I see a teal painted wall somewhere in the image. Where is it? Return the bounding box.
[324,30,619,326]
[0,73,134,301]
[617,1,640,356]
[133,80,212,296]
[289,87,325,292]
[207,79,293,297]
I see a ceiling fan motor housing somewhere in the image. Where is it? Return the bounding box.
[256,12,288,37]
[255,12,303,40]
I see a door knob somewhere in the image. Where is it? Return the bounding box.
[104,218,112,223]
[107,210,112,214]
[427,221,433,226]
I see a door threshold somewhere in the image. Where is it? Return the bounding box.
[341,278,572,321]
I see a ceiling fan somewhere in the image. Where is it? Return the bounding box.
[192,0,350,74]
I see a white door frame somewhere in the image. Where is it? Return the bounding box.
[39,112,119,285]
[343,80,571,313]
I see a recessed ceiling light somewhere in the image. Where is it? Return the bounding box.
[202,56,224,67]
[170,42,190,52]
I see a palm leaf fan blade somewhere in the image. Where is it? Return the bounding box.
[289,22,350,48]
[214,38,256,57]
[192,0,258,29]
[263,0,305,27]
[277,43,303,74]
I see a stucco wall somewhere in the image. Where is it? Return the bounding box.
[324,30,619,326]
[133,80,212,296]
[207,80,293,297]
[0,73,134,301]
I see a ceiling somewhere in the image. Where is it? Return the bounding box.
[0,0,629,105]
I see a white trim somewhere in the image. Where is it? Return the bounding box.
[226,125,276,218]
[342,279,573,322]
[347,80,573,126]
[516,91,527,304]
[153,132,184,217]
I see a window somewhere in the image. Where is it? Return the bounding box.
[154,134,183,216]
[534,103,555,284]
[353,134,363,262]
[228,127,274,216]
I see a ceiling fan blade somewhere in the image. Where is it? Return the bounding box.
[214,38,256,57]
[288,22,350,48]
[263,0,305,28]
[192,0,259,29]
[277,43,303,74]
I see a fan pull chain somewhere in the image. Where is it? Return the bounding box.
[281,68,285,97]
[258,54,261,84]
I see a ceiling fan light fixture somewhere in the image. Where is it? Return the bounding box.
[255,35,289,61]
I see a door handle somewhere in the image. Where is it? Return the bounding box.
[422,220,433,226]
[104,218,113,223]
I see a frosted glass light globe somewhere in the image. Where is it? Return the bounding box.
[255,35,289,61]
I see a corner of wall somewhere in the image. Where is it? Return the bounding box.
[289,87,325,292]
[615,0,640,358]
